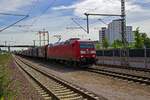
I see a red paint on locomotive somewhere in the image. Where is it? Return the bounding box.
[47,38,96,64]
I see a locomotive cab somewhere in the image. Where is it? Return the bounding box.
[79,41,96,64]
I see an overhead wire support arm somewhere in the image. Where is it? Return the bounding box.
[84,13,122,17]
[83,0,128,66]
[84,13,122,34]
[0,12,29,16]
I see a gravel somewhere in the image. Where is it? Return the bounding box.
[91,65,150,78]
[8,59,44,100]
[22,57,150,100]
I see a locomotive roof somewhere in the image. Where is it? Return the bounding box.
[48,39,93,47]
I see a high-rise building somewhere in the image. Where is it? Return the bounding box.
[99,27,108,44]
[107,19,134,44]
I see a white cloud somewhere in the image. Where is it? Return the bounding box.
[51,0,150,38]
[52,0,144,18]
[130,0,150,3]
[22,11,72,32]
[131,19,150,36]
[0,0,150,46]
[0,0,33,12]
[52,5,75,10]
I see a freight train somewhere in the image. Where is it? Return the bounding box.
[17,38,97,66]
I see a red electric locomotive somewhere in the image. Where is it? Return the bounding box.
[17,38,96,66]
[47,38,96,65]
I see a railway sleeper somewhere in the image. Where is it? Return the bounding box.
[49,86,67,90]
[57,93,80,99]
[62,96,84,100]
[39,91,47,95]
[48,85,64,88]
[44,96,52,100]
[16,57,104,100]
[55,91,74,96]
[42,94,50,97]
[50,87,68,91]
[54,89,71,93]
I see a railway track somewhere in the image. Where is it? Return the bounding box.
[93,65,150,79]
[86,67,150,85]
[14,56,106,100]
[96,63,150,73]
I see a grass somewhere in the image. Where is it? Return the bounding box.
[0,53,14,100]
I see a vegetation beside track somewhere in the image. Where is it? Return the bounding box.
[0,53,14,100]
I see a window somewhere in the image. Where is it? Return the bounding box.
[80,42,94,48]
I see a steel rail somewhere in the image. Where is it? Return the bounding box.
[87,67,150,85]
[96,63,150,73]
[15,56,106,100]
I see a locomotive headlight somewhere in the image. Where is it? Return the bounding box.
[92,55,96,57]
[80,51,86,54]
[91,50,96,54]
[81,55,84,58]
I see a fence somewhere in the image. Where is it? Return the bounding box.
[96,48,150,68]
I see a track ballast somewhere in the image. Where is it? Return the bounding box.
[14,56,106,100]
[86,67,150,85]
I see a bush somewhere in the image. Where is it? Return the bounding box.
[0,54,14,99]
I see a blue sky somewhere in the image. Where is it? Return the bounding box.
[0,0,150,46]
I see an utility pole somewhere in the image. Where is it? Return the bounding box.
[121,0,127,47]
[121,0,129,66]
[85,13,89,34]
[84,0,129,66]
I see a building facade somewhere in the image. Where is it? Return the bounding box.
[99,27,108,44]
[107,19,134,44]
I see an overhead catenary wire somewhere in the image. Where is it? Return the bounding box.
[0,0,43,32]
[97,18,107,25]
[0,15,29,32]
[30,0,57,26]
[27,0,39,15]
[0,0,38,32]
[13,0,40,28]
[71,18,87,33]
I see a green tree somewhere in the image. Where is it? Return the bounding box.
[112,39,123,48]
[133,27,150,48]
[102,37,109,48]
[141,33,150,48]
[95,42,101,50]
[144,38,150,48]
[134,27,144,48]
[128,43,135,48]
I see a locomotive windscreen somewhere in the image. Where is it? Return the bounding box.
[80,42,94,49]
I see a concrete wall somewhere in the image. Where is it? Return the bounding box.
[97,57,150,69]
